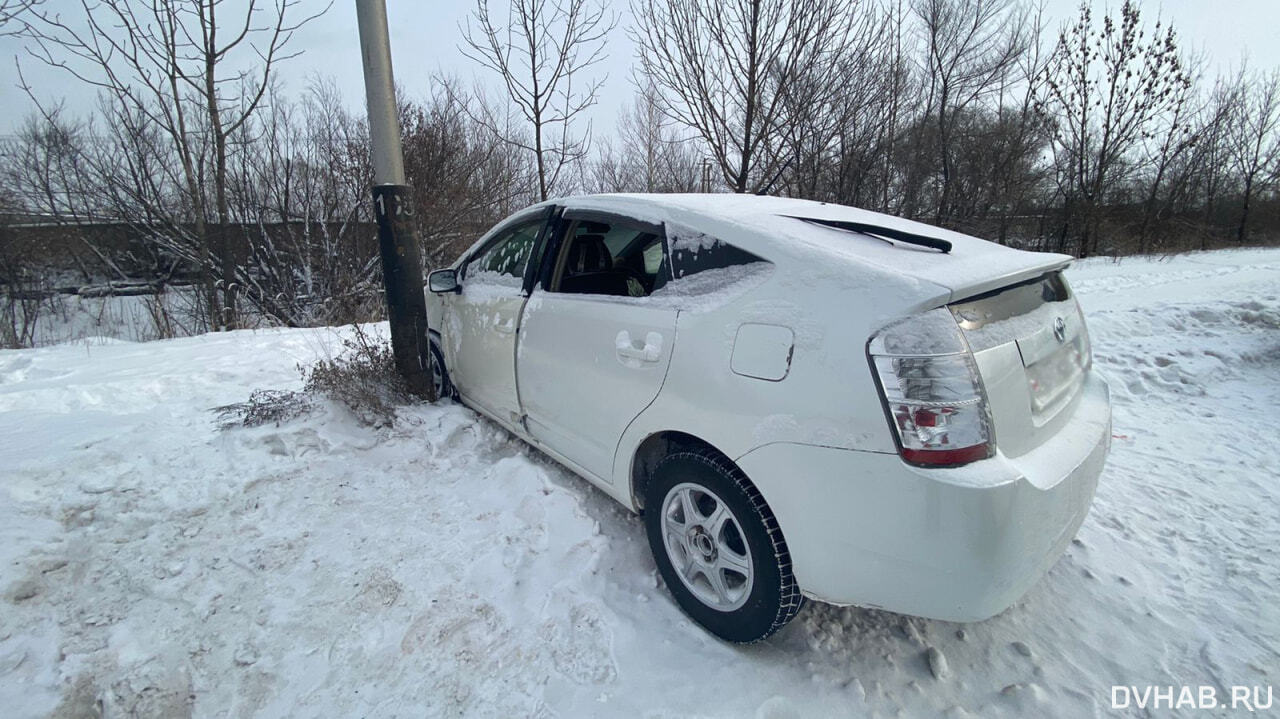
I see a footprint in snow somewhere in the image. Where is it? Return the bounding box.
[539,601,617,685]
[353,566,404,610]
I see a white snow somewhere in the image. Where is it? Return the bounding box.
[458,278,525,303]
[667,224,719,255]
[960,297,1079,352]
[2,248,1278,717]
[651,262,773,308]
[548,194,1071,300]
[20,289,203,347]
[465,270,525,291]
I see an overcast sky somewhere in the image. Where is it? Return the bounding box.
[1,0,1278,138]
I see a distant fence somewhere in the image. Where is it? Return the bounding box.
[0,219,381,285]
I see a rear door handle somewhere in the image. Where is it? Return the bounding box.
[615,330,663,363]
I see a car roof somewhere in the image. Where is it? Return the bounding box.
[545,194,1071,301]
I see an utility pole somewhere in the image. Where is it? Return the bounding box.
[355,0,435,400]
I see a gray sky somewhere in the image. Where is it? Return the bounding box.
[1,0,1278,138]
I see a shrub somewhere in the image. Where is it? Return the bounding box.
[213,389,314,429]
[216,324,413,430]
[302,324,411,427]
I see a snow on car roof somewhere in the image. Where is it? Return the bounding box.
[551,193,1072,300]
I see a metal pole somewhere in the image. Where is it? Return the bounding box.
[355,0,434,400]
[356,0,405,186]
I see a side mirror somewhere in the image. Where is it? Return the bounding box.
[428,268,460,294]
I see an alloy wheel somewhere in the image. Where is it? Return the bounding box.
[659,482,755,611]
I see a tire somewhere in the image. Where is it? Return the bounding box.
[428,334,454,401]
[644,449,803,643]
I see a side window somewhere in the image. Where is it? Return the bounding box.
[463,219,543,289]
[667,227,765,280]
[551,216,671,298]
[657,225,772,297]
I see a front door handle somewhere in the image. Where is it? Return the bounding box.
[494,315,516,334]
[615,330,663,364]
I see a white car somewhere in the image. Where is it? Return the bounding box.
[425,194,1111,643]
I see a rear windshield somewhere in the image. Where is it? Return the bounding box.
[949,272,1071,330]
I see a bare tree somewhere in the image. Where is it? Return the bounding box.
[461,0,614,201]
[404,78,538,265]
[21,0,329,328]
[0,0,39,34]
[1036,0,1191,256]
[0,108,149,281]
[1226,66,1280,244]
[1134,51,1205,253]
[979,6,1052,243]
[866,0,917,215]
[771,3,887,201]
[1181,78,1245,247]
[2,108,89,223]
[912,0,1029,225]
[632,0,855,194]
[589,84,702,193]
[625,89,669,192]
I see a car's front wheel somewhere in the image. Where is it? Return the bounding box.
[644,449,803,643]
[428,334,454,401]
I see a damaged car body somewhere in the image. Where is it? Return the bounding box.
[425,194,1111,643]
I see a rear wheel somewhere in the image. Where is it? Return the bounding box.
[644,449,803,643]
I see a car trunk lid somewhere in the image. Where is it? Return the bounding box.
[950,271,1092,458]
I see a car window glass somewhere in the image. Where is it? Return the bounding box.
[464,220,542,288]
[642,241,665,275]
[658,225,772,298]
[667,227,765,280]
[553,218,670,298]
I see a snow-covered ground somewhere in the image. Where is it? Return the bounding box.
[2,248,1277,717]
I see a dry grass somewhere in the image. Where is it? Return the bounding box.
[215,324,412,430]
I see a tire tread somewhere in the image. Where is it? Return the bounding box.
[651,448,803,643]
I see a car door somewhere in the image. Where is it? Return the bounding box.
[444,209,550,426]
[516,208,678,485]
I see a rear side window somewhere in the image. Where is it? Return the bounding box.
[667,227,766,280]
[659,226,771,297]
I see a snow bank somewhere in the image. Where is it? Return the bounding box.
[2,248,1278,717]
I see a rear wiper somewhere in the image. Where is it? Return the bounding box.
[787,216,952,254]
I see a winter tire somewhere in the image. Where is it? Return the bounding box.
[644,449,803,643]
[428,334,454,401]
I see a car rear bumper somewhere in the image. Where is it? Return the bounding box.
[735,373,1110,622]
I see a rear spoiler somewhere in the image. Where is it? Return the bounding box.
[787,216,952,254]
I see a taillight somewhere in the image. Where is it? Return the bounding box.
[868,308,995,467]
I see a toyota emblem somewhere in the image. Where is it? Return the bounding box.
[1053,316,1067,343]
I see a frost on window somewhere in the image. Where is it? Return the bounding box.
[464,221,542,289]
[466,269,526,289]
[651,263,772,301]
[654,225,772,308]
[667,225,767,281]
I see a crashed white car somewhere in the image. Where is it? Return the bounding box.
[424,194,1111,643]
